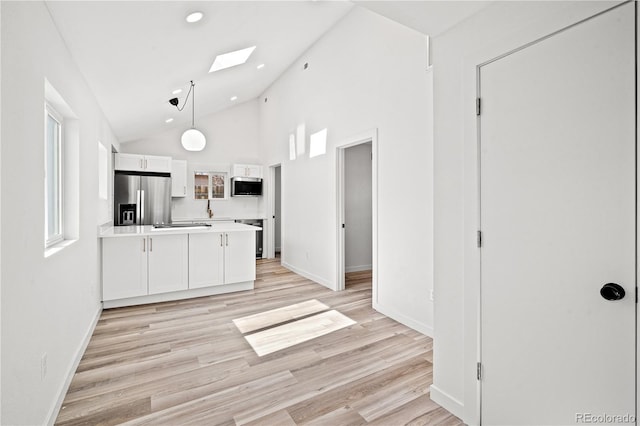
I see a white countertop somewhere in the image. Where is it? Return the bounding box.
[100,223,261,238]
[172,215,267,222]
[172,217,234,222]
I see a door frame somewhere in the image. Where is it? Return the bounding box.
[267,163,281,259]
[335,129,378,295]
[474,2,637,424]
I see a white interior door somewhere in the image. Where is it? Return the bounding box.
[480,4,635,425]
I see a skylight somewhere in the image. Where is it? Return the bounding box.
[209,46,256,73]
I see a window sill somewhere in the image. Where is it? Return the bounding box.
[44,239,78,258]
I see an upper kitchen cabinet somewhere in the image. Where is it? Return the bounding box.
[115,153,172,173]
[232,164,263,179]
[171,160,188,197]
[194,170,229,200]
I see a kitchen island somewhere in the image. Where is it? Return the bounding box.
[100,223,260,308]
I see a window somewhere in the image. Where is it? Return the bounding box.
[45,104,63,247]
[43,79,79,255]
[309,128,327,158]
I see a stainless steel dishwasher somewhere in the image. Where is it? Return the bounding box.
[235,219,263,258]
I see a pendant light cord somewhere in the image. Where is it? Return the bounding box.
[174,81,194,113]
[191,81,195,128]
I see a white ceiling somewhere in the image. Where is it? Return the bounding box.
[45,1,491,143]
[355,1,493,37]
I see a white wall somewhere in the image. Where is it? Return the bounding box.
[1,2,118,424]
[122,100,264,220]
[259,6,434,335]
[345,142,372,272]
[431,1,624,423]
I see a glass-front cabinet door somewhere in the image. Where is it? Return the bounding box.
[194,171,228,200]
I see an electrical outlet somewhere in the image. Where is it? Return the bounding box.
[41,353,48,380]
[430,289,434,302]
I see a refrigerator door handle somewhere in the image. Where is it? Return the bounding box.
[136,190,141,224]
[140,190,145,224]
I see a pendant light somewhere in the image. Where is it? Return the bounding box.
[176,81,206,151]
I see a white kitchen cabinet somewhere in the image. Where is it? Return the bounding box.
[189,232,224,288]
[232,164,263,179]
[115,153,172,173]
[188,231,255,288]
[103,234,188,301]
[224,231,256,284]
[102,237,148,300]
[171,160,188,197]
[103,228,257,304]
[147,234,188,295]
[145,155,172,173]
[115,153,143,171]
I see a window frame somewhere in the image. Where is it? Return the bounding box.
[44,102,64,247]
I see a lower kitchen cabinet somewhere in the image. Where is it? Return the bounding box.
[102,228,256,305]
[189,232,224,288]
[148,234,188,295]
[224,231,256,284]
[102,234,189,301]
[102,237,148,300]
[188,231,255,288]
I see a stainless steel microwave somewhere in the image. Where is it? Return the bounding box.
[231,177,262,196]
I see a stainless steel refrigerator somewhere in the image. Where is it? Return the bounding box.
[114,171,172,225]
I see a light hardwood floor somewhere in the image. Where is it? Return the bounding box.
[55,259,463,426]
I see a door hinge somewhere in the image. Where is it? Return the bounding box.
[476,98,481,116]
[477,230,482,248]
[477,362,482,381]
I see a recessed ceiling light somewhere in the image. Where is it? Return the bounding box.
[209,46,256,73]
[230,96,238,101]
[257,64,265,70]
[172,89,182,95]
[165,118,174,123]
[186,12,203,23]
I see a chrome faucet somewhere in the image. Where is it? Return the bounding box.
[207,199,213,218]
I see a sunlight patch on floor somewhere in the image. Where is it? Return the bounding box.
[234,302,356,357]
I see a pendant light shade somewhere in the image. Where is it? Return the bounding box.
[176,80,206,151]
[181,128,206,151]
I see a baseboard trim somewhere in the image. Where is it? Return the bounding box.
[46,305,102,426]
[345,264,372,273]
[430,384,465,421]
[373,301,433,337]
[103,281,254,309]
[281,261,332,289]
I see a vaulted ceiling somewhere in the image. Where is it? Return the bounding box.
[45,1,491,143]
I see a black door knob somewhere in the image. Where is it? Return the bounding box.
[600,283,625,301]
